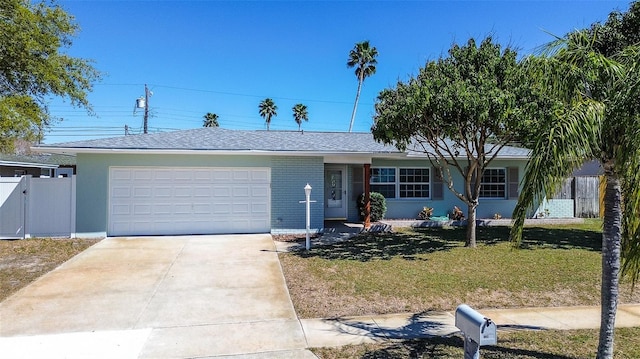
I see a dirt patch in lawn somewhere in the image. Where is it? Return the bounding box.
[0,237,101,302]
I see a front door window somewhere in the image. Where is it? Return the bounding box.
[325,167,346,219]
[327,170,343,206]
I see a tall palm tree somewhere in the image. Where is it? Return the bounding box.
[202,112,219,127]
[510,29,640,359]
[292,103,308,131]
[258,98,277,130]
[347,40,378,132]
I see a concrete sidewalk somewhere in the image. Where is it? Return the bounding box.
[301,304,640,348]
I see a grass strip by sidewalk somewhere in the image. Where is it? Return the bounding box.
[0,237,101,302]
[280,220,640,319]
[311,327,640,359]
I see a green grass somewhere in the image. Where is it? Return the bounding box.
[280,219,639,318]
[311,327,640,359]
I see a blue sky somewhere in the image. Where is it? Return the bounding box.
[46,0,631,143]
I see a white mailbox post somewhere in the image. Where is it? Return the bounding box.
[455,304,497,359]
[299,184,316,250]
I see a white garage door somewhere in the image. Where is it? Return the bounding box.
[108,167,270,236]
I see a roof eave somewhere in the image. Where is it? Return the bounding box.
[31,147,402,157]
[0,160,59,169]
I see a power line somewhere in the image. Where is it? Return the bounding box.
[86,82,373,106]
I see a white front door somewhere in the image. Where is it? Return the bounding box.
[324,166,347,219]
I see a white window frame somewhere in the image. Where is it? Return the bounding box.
[370,167,397,198]
[399,168,430,198]
[479,167,507,199]
[370,167,431,199]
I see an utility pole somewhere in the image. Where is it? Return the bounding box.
[143,84,149,134]
[134,84,152,134]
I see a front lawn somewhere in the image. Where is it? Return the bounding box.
[311,327,640,359]
[280,220,640,319]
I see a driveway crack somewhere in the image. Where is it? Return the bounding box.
[133,239,188,329]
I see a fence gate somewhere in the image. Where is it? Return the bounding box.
[0,176,75,239]
[0,177,26,239]
[575,177,600,218]
[28,177,76,237]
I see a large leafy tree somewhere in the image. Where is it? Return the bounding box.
[0,0,100,152]
[511,3,640,358]
[202,112,219,127]
[347,40,378,132]
[372,37,556,247]
[292,103,308,131]
[258,98,277,131]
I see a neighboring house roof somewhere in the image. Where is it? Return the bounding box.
[33,128,531,159]
[0,153,78,169]
[572,160,603,176]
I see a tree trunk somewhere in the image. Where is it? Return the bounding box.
[466,202,477,248]
[597,174,622,359]
[348,78,363,132]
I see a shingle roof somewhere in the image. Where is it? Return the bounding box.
[35,128,530,158]
[38,128,398,153]
[0,153,75,166]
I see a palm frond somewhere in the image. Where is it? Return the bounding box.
[622,154,640,286]
[618,58,640,285]
[511,100,603,246]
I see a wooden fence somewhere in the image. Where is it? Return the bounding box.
[551,176,601,218]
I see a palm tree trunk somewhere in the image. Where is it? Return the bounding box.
[348,78,363,132]
[466,202,477,248]
[597,173,622,359]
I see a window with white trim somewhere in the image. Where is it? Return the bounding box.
[371,168,396,198]
[399,168,430,198]
[370,167,430,199]
[479,168,506,198]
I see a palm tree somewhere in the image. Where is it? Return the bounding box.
[292,103,308,131]
[258,98,277,130]
[510,29,640,359]
[347,40,378,132]
[202,112,219,127]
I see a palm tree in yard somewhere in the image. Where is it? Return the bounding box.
[202,112,219,127]
[292,103,308,131]
[347,40,378,132]
[258,98,277,130]
[510,22,640,359]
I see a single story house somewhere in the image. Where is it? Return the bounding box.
[34,128,529,237]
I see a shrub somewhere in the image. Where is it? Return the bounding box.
[357,192,387,222]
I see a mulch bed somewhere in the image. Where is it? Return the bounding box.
[272,233,320,242]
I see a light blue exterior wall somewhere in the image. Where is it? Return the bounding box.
[76,154,109,237]
[535,198,575,218]
[370,158,526,220]
[76,153,324,236]
[271,156,324,233]
[74,152,529,237]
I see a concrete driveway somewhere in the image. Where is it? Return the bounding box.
[0,235,315,358]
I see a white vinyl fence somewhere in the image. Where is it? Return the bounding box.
[0,175,76,239]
